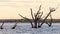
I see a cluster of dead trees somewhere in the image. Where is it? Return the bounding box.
[0,5,57,29]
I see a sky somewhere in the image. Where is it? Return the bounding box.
[0,0,60,19]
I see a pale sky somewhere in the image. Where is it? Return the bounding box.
[0,0,60,19]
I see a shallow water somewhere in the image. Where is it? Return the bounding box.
[0,23,60,34]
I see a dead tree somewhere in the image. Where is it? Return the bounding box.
[18,5,43,28]
[0,22,4,29]
[12,23,17,29]
[39,7,57,28]
[11,5,56,29]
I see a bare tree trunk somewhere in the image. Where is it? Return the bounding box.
[33,20,38,28]
[31,22,34,28]
[34,23,37,28]
[48,14,53,27]
[12,23,17,29]
[48,22,52,27]
[38,21,42,28]
[0,22,4,29]
[30,8,35,28]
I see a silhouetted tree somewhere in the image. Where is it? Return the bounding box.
[18,5,43,28]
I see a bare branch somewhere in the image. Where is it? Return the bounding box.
[30,8,35,21]
[50,14,52,20]
[18,14,31,21]
[38,5,41,12]
[49,14,53,23]
[46,14,53,27]
[39,12,43,18]
[18,14,33,27]
[35,5,42,17]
